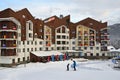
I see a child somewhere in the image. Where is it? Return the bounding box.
[67,63,70,71]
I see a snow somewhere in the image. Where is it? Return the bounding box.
[108,46,120,52]
[31,51,63,57]
[0,60,120,80]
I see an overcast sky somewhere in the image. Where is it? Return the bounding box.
[0,0,120,25]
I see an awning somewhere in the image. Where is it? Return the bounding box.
[31,51,63,57]
[66,50,82,52]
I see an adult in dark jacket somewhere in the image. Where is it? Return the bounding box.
[73,60,76,71]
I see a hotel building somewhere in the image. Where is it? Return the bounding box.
[0,8,109,66]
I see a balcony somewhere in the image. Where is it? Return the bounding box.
[78,31,82,35]
[90,33,95,36]
[84,37,88,40]
[46,32,51,35]
[0,26,17,32]
[1,49,16,56]
[101,47,107,51]
[1,44,17,48]
[84,44,88,46]
[79,44,83,46]
[46,43,51,46]
[90,41,94,46]
[0,35,17,40]
[90,38,94,40]
[101,33,109,36]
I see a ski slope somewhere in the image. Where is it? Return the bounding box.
[0,60,120,80]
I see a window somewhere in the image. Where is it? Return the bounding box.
[57,35,61,39]
[27,41,29,45]
[57,41,61,44]
[1,49,5,56]
[52,47,54,50]
[57,28,61,33]
[23,48,25,52]
[29,33,32,38]
[23,41,25,45]
[72,47,75,50]
[2,24,7,29]
[39,41,42,45]
[62,36,66,39]
[22,15,26,18]
[35,48,37,51]
[67,36,69,39]
[31,41,33,45]
[62,41,65,44]
[27,57,29,61]
[96,47,99,50]
[31,48,33,51]
[57,47,60,50]
[72,41,75,44]
[39,48,42,51]
[96,53,99,56]
[19,41,21,45]
[84,53,87,56]
[62,28,65,33]
[79,47,81,50]
[89,23,93,25]
[27,48,29,52]
[84,47,87,50]
[62,47,65,50]
[23,57,25,61]
[90,53,93,56]
[17,49,21,53]
[29,23,32,30]
[67,42,69,44]
[18,58,20,63]
[35,41,37,45]
[46,48,48,51]
[102,53,105,56]
[90,47,93,50]
[12,59,15,64]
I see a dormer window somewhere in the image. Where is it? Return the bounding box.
[22,15,26,18]
[89,23,93,25]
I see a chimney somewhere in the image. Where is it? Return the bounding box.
[60,14,63,19]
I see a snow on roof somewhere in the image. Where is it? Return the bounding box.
[31,51,63,57]
[107,46,115,50]
[66,50,82,52]
[107,46,120,52]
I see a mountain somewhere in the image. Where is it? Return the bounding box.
[108,23,120,49]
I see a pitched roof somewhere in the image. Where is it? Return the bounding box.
[0,8,17,18]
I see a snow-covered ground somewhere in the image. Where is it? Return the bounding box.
[0,59,120,80]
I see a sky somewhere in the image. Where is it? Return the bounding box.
[0,0,120,25]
